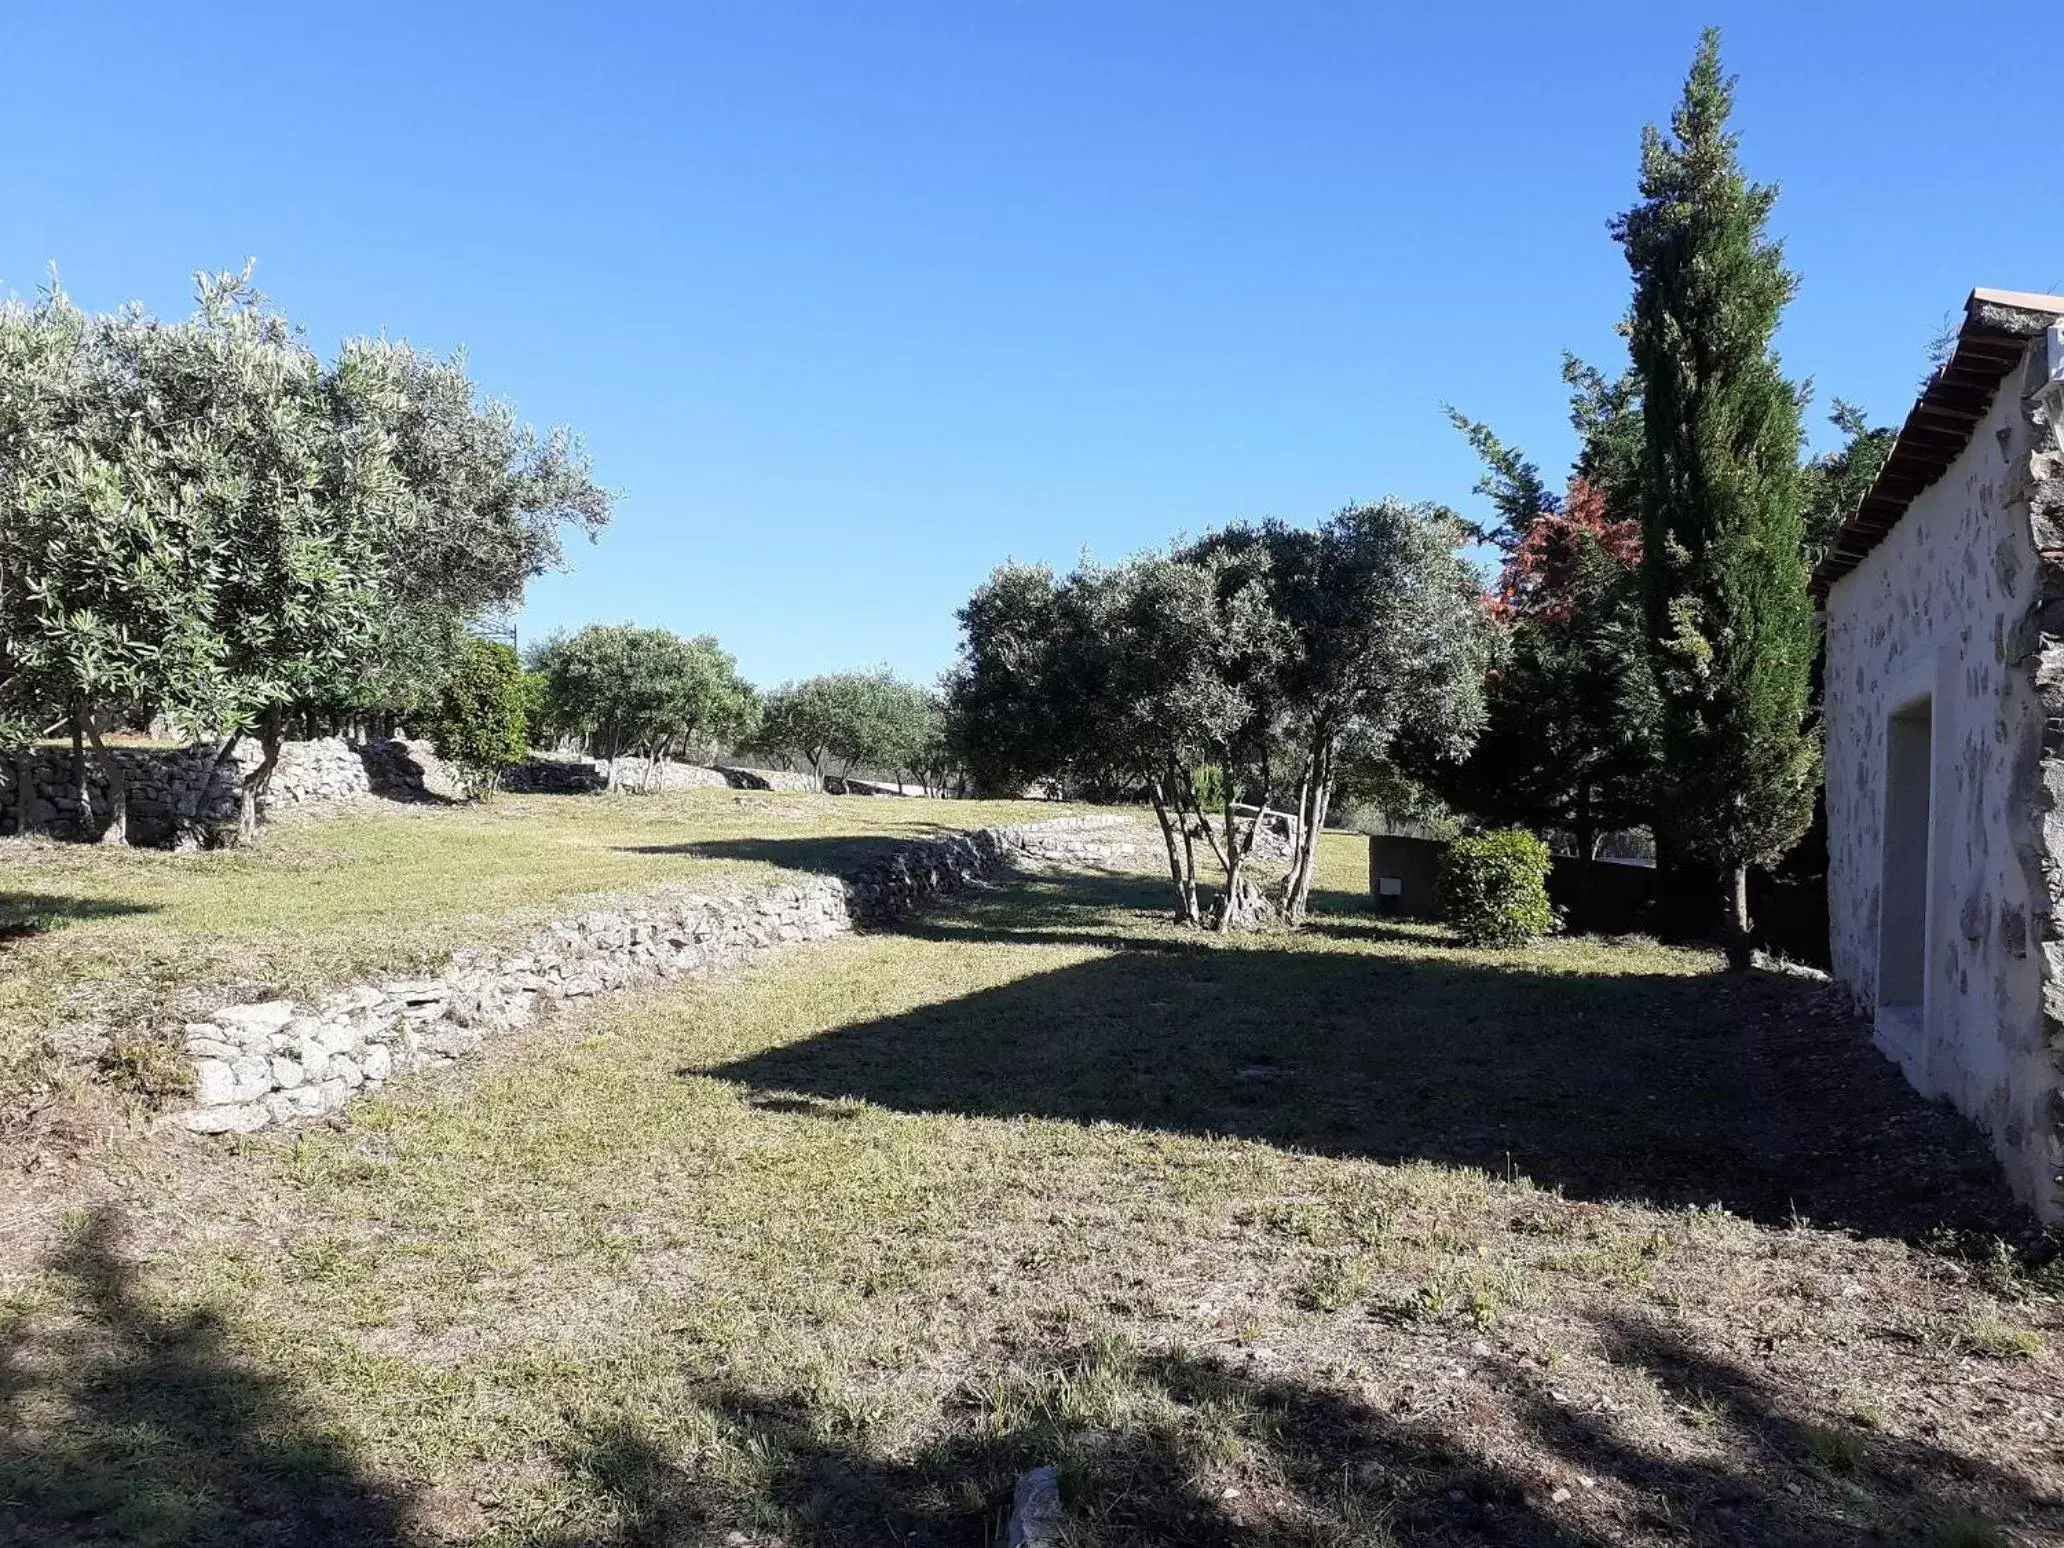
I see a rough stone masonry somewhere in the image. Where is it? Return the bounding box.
[1,736,437,843]
[177,816,1137,1136]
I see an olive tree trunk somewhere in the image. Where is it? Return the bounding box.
[1278,735,1337,928]
[238,707,286,843]
[82,712,129,847]
[1145,772,1201,926]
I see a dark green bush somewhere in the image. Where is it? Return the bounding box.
[429,638,530,798]
[1438,828,1556,946]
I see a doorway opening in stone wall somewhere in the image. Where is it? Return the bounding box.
[1875,695,1933,1060]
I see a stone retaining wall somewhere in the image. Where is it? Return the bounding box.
[504,758,824,795]
[177,816,1138,1136]
[595,757,734,791]
[713,765,824,793]
[1,737,438,843]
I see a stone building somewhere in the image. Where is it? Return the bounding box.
[1815,288,2064,1221]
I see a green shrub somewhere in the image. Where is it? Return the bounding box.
[429,638,530,799]
[1438,828,1556,946]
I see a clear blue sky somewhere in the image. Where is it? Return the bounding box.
[5,3,2056,689]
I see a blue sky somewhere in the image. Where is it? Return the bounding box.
[5,3,2056,688]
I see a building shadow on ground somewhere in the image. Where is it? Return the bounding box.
[0,1205,409,1547]
[702,870,2024,1243]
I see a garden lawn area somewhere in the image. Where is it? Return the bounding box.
[0,788,1095,1093]
[2,834,2059,1547]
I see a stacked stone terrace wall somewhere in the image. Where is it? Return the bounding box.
[178,815,1138,1136]
[713,765,824,793]
[504,758,825,795]
[1,737,437,843]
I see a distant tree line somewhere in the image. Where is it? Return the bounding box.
[0,267,611,840]
[525,625,951,795]
[755,671,952,793]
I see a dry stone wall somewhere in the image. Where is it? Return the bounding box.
[177,815,1138,1136]
[1,737,438,843]
[593,756,733,791]
[713,765,824,793]
[505,758,823,795]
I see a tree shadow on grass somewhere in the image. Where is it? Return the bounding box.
[616,831,961,877]
[4,1215,2043,1546]
[702,871,2024,1242]
[0,894,157,947]
[0,1204,408,1547]
[535,1333,2051,1547]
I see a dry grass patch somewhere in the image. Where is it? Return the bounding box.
[2,836,2060,1545]
[0,788,1094,1120]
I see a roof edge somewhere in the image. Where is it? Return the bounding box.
[1811,288,2064,599]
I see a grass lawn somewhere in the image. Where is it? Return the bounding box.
[0,788,1094,1096]
[2,831,2061,1546]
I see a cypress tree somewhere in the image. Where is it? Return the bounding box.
[1613,29,1817,969]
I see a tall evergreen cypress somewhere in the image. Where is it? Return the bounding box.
[1613,29,1817,968]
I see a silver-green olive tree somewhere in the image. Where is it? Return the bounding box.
[1189,502,1490,926]
[0,267,613,843]
[0,279,328,844]
[1108,549,1283,927]
[948,501,1486,930]
[754,670,937,786]
[165,273,389,839]
[533,624,757,788]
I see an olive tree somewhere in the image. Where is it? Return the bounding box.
[1188,502,1491,926]
[0,276,363,844]
[948,502,1488,930]
[533,624,756,788]
[0,267,613,843]
[755,670,936,786]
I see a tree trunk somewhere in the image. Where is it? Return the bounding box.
[1216,791,1255,934]
[1286,766,1333,927]
[1146,775,1200,926]
[1569,814,1600,935]
[1279,768,1313,924]
[179,730,244,844]
[82,714,130,847]
[239,708,285,844]
[1281,740,1334,928]
[1723,863,1754,970]
[13,746,39,835]
[70,711,89,835]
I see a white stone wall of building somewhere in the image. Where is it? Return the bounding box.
[1823,340,2063,1219]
